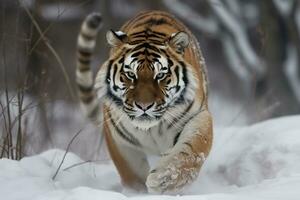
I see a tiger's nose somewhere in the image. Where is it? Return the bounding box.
[135,102,154,111]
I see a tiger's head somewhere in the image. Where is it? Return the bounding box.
[97,29,197,129]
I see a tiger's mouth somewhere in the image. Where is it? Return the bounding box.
[138,113,153,120]
[122,106,165,129]
[126,111,163,121]
[123,102,165,118]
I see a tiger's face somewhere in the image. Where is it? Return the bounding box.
[100,30,195,128]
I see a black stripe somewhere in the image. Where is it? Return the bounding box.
[78,56,91,63]
[148,39,164,44]
[78,65,90,72]
[173,131,182,146]
[150,40,164,45]
[146,43,161,51]
[118,56,124,64]
[178,108,205,133]
[78,49,92,57]
[80,32,94,41]
[138,59,145,64]
[131,58,138,63]
[130,30,145,36]
[109,113,140,146]
[106,88,123,106]
[152,30,167,37]
[172,108,204,146]
[152,58,158,62]
[147,18,169,26]
[131,33,165,40]
[119,123,141,146]
[174,65,180,87]
[167,101,194,129]
[179,61,188,86]
[148,32,167,39]
[112,64,119,91]
[106,60,113,84]
[168,59,174,67]
[130,29,166,37]
[131,43,147,52]
[149,52,161,58]
[77,46,93,53]
[86,13,102,29]
[134,18,170,28]
[172,62,189,105]
[78,84,93,93]
[131,51,144,57]
[78,57,91,65]
[160,49,167,55]
[129,40,146,45]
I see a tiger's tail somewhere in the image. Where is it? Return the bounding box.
[76,13,102,123]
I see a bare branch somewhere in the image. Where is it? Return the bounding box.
[284,45,300,103]
[16,87,24,160]
[19,0,76,100]
[63,160,93,171]
[273,0,295,17]
[221,34,252,82]
[28,0,91,55]
[209,0,266,78]
[52,129,83,180]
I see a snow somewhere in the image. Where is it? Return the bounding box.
[1,115,300,200]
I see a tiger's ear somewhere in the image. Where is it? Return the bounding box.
[106,30,128,46]
[169,32,189,53]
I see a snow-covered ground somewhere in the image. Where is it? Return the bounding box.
[1,115,300,200]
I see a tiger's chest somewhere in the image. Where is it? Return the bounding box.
[109,119,178,155]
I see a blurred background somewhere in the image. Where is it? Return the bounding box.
[0,0,300,160]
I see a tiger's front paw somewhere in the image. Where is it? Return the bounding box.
[146,167,181,194]
[145,154,202,194]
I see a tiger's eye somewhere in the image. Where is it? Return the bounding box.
[126,71,136,79]
[156,72,165,80]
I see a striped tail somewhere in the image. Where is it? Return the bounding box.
[76,13,102,123]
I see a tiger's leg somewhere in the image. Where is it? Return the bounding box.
[103,119,150,191]
[146,109,213,193]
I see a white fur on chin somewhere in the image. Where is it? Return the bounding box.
[130,118,160,130]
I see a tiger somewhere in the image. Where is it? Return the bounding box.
[76,11,213,193]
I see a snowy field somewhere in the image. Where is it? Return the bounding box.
[1,115,300,200]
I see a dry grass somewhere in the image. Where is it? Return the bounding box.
[0,87,26,160]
